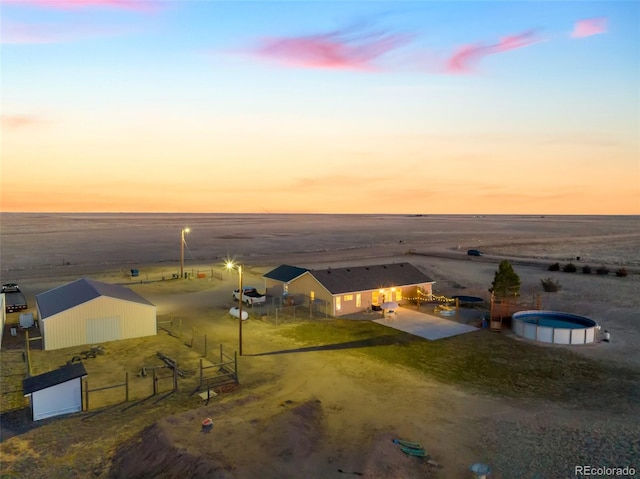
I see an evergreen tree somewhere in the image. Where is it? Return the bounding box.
[490,260,521,298]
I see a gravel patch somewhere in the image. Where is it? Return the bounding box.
[479,416,640,478]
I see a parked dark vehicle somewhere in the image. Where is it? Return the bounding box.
[467,249,484,256]
[2,283,28,312]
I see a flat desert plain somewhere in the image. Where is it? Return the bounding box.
[1,214,639,479]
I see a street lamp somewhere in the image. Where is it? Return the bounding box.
[225,260,244,356]
[180,227,190,279]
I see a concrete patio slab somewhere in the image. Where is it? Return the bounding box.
[373,308,479,340]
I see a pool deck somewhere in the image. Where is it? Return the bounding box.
[373,307,479,341]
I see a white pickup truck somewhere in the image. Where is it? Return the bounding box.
[233,287,266,306]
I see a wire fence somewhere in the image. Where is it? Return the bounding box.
[118,267,225,283]
[238,294,332,325]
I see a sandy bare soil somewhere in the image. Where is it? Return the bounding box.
[1,214,639,478]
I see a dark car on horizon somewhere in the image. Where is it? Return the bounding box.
[467,249,484,256]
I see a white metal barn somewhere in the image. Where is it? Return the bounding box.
[36,278,157,351]
[23,362,87,421]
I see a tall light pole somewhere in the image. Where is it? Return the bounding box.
[180,227,190,279]
[226,260,244,356]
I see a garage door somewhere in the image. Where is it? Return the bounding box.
[86,317,121,344]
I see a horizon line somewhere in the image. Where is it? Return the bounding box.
[1,211,638,217]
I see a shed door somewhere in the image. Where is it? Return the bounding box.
[32,379,82,421]
[86,317,121,344]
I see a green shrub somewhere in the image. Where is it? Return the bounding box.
[582,265,591,274]
[616,268,628,277]
[563,263,577,273]
[596,266,609,276]
[540,277,561,292]
[548,262,560,271]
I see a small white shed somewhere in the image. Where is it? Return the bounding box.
[23,362,87,421]
[36,278,156,351]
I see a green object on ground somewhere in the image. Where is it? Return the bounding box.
[400,445,427,457]
[393,439,423,450]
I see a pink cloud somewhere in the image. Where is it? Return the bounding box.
[445,30,540,74]
[2,23,66,44]
[1,115,42,129]
[1,21,129,44]
[446,44,487,74]
[571,17,608,38]
[253,28,412,71]
[2,0,159,11]
[493,30,539,52]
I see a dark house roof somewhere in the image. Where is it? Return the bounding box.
[36,278,155,319]
[23,362,87,395]
[310,262,434,295]
[263,264,310,283]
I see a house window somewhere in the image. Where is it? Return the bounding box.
[336,296,341,311]
[343,294,353,301]
[356,293,361,307]
[395,290,402,302]
[284,284,289,293]
[310,291,315,302]
[372,291,379,305]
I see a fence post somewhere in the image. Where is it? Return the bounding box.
[234,351,239,384]
[173,366,178,392]
[204,334,207,357]
[125,372,129,402]
[219,344,223,363]
[153,368,157,396]
[85,378,89,411]
[275,308,278,326]
[25,330,32,377]
[199,359,203,388]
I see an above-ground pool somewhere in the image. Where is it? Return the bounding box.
[512,310,598,345]
[451,295,484,304]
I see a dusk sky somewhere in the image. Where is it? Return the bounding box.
[1,1,638,214]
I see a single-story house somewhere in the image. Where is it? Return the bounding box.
[263,264,310,298]
[264,262,434,316]
[23,362,87,421]
[36,278,157,351]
